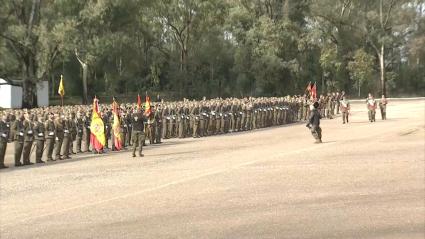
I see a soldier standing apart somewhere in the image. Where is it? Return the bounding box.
[306,102,322,144]
[45,113,56,161]
[33,114,46,163]
[0,113,10,168]
[340,96,350,124]
[366,93,377,122]
[22,113,35,165]
[379,95,388,120]
[131,109,145,157]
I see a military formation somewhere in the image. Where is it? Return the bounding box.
[0,92,388,169]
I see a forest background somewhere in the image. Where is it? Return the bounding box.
[1,0,424,107]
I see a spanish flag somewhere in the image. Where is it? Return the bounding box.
[112,98,122,151]
[311,82,317,99]
[90,97,105,152]
[137,94,142,110]
[305,81,312,94]
[58,75,65,97]
[145,95,151,116]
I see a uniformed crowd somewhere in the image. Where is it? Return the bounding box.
[0,92,362,169]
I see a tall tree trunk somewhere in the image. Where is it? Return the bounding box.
[180,49,185,97]
[51,74,55,97]
[358,79,361,98]
[82,65,88,104]
[22,55,37,108]
[283,0,290,20]
[75,51,89,104]
[21,0,40,108]
[379,44,386,96]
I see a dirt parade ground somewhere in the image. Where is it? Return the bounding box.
[0,99,424,239]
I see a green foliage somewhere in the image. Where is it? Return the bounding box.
[347,49,375,96]
[0,0,423,106]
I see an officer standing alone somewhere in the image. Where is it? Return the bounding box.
[131,109,146,157]
[306,102,322,144]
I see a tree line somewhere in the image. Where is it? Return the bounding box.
[0,0,424,107]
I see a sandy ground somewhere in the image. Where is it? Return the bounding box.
[0,99,424,239]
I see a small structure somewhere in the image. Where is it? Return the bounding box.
[0,78,49,108]
[0,78,23,108]
[37,81,49,107]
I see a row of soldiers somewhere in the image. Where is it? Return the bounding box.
[151,97,301,140]
[0,95,336,169]
[292,91,346,123]
[0,109,96,168]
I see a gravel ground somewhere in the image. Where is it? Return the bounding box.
[0,99,424,239]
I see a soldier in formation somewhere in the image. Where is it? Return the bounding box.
[0,94,348,168]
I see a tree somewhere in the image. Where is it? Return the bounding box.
[75,49,89,104]
[0,0,423,104]
[347,49,375,97]
[0,0,79,107]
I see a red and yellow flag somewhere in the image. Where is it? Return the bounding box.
[112,99,122,151]
[311,82,317,99]
[145,95,151,116]
[137,94,142,110]
[305,81,312,94]
[90,97,105,152]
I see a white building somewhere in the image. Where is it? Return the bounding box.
[0,78,49,108]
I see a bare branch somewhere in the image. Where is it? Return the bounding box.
[367,35,381,57]
[383,0,396,29]
[27,0,39,36]
[74,49,87,66]
[340,0,352,17]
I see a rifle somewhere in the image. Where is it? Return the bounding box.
[29,142,36,156]
[30,140,47,158]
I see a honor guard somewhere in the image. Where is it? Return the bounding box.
[33,114,46,163]
[339,96,350,124]
[379,95,388,120]
[45,113,56,161]
[366,93,377,122]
